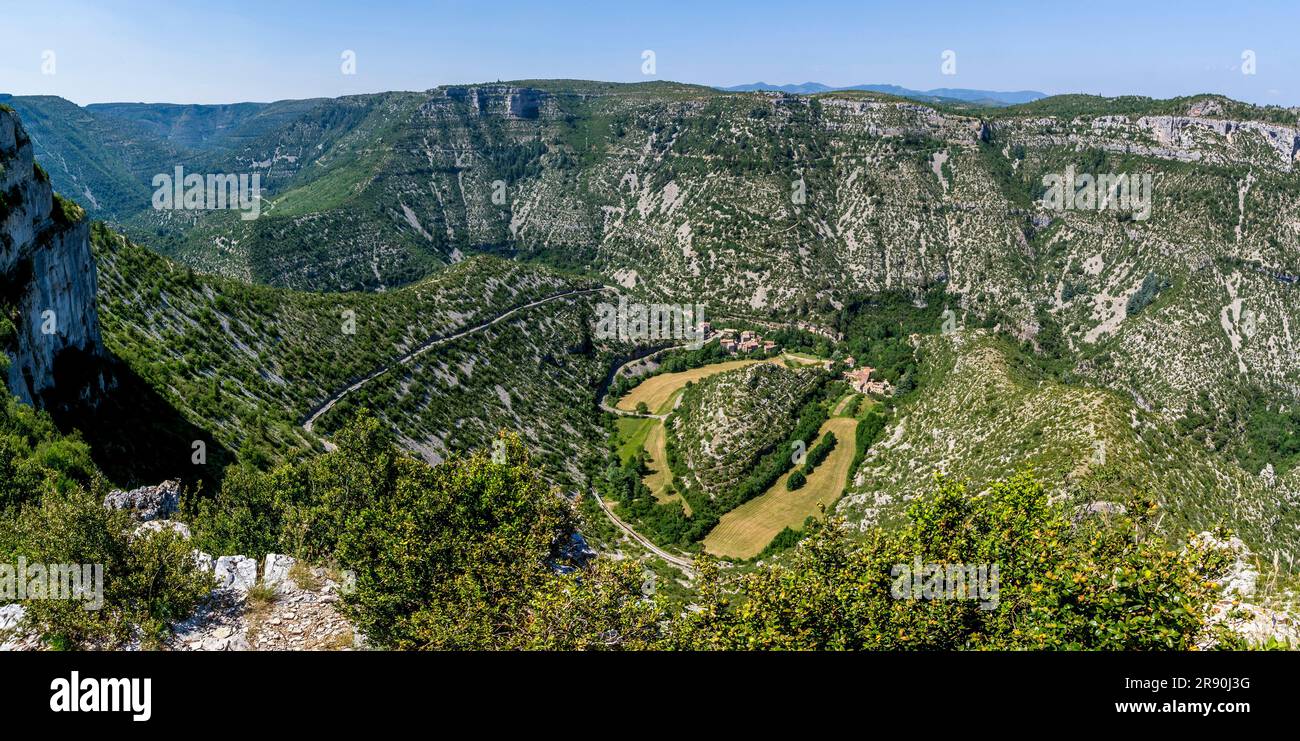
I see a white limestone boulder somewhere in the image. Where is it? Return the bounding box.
[213,556,257,592]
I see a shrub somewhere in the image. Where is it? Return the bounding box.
[849,411,887,479]
[518,559,665,650]
[193,413,398,560]
[193,410,657,649]
[757,522,812,559]
[245,582,277,609]
[786,469,807,490]
[335,430,579,649]
[1125,272,1171,317]
[51,192,85,226]
[802,431,837,474]
[12,485,211,649]
[668,472,1232,650]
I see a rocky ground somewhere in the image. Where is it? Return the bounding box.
[2,481,362,652]
[1,555,362,651]
[1195,531,1299,649]
[170,555,361,652]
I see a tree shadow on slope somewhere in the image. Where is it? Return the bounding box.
[45,349,234,491]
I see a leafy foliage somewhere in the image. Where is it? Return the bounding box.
[51,192,85,227]
[11,486,211,648]
[785,468,807,491]
[668,472,1233,650]
[0,377,208,649]
[1178,388,1300,476]
[1125,272,1171,317]
[802,431,837,475]
[192,411,660,649]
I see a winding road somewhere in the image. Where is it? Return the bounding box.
[301,286,610,436]
[299,282,697,573]
[596,341,699,419]
[593,494,696,574]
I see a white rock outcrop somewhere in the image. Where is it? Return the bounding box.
[1192,532,1298,648]
[0,604,34,651]
[132,519,192,540]
[104,480,181,521]
[0,603,24,632]
[1136,115,1300,169]
[213,555,258,592]
[262,554,297,591]
[169,562,359,651]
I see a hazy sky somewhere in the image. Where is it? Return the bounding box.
[1,0,1296,106]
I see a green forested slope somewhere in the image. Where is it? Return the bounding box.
[90,223,607,487]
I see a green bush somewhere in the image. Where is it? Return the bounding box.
[786,469,807,490]
[192,410,661,649]
[1125,272,1171,317]
[802,431,837,474]
[849,411,887,479]
[51,192,84,226]
[0,374,209,649]
[11,485,211,649]
[757,521,814,559]
[335,429,577,649]
[668,472,1233,650]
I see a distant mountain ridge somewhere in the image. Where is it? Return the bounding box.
[719,82,1046,106]
[86,99,328,151]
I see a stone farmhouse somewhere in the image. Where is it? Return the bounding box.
[845,366,893,396]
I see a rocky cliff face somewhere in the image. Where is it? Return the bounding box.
[0,106,109,408]
[443,84,547,119]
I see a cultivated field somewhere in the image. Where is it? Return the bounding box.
[615,359,762,414]
[642,421,690,513]
[615,417,690,512]
[702,415,859,559]
[832,393,857,416]
[615,352,839,549]
[781,352,831,368]
[615,354,818,414]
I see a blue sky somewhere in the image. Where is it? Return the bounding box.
[1,0,1296,106]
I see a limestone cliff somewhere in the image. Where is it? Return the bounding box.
[0,106,109,408]
[442,84,547,119]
